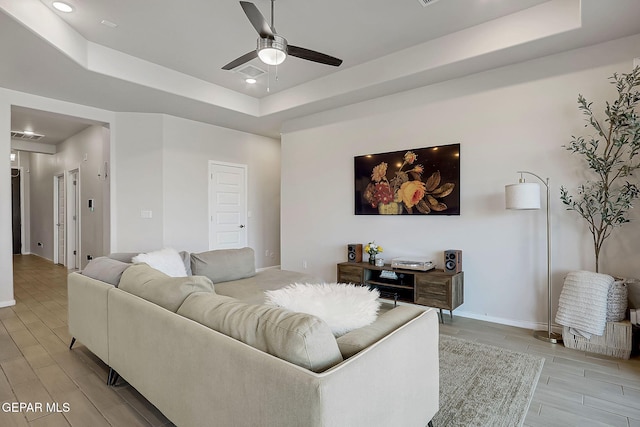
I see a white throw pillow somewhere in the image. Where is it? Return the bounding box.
[132,248,188,277]
[265,283,380,336]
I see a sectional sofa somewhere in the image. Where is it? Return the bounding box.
[67,248,439,427]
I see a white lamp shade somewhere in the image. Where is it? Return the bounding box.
[505,183,541,210]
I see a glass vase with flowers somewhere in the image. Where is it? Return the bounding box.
[364,242,383,265]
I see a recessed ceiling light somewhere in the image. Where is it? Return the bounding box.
[245,78,257,84]
[52,1,74,13]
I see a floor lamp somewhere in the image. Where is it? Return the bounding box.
[505,171,562,344]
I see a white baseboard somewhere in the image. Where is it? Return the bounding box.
[453,310,563,334]
[0,299,16,308]
[377,298,563,334]
[26,252,51,262]
[257,265,280,272]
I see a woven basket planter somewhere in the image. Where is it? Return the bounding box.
[606,279,628,322]
[562,320,632,359]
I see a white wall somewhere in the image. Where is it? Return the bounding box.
[28,124,110,268]
[280,35,640,330]
[162,115,281,267]
[0,102,14,307]
[112,113,165,252]
[111,113,281,268]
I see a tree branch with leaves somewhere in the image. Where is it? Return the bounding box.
[560,66,640,273]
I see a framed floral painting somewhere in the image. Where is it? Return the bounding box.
[354,143,460,215]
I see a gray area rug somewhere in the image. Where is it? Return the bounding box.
[433,335,544,427]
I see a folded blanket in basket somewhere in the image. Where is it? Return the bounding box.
[555,271,614,339]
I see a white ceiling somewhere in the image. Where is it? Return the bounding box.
[2,0,640,140]
[11,106,103,146]
[44,0,548,96]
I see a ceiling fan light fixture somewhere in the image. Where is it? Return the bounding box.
[258,48,286,65]
[257,36,287,66]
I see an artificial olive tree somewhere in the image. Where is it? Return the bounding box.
[560,66,640,273]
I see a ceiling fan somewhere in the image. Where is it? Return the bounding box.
[222,0,343,70]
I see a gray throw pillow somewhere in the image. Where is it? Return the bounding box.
[190,247,256,283]
[179,250,192,276]
[108,252,138,263]
[82,257,130,287]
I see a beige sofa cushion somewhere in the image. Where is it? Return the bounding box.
[336,305,423,358]
[119,264,214,312]
[190,247,256,283]
[177,292,343,372]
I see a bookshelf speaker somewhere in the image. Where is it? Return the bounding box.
[347,244,362,263]
[444,250,462,274]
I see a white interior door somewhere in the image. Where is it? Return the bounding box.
[54,174,65,265]
[209,161,248,250]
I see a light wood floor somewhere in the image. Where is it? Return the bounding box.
[1,255,639,426]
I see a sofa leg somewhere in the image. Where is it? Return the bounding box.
[107,368,120,386]
[69,337,76,350]
[428,420,434,427]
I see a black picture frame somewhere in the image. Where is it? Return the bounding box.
[354,143,460,215]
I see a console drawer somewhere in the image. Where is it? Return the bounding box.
[337,264,364,285]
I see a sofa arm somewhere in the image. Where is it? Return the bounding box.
[68,272,112,364]
[317,308,439,427]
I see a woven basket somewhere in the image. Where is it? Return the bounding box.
[606,279,628,322]
[563,320,632,359]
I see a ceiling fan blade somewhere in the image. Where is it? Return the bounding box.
[287,45,342,67]
[222,50,258,70]
[240,1,274,38]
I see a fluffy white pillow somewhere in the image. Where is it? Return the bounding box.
[265,283,380,336]
[132,248,187,277]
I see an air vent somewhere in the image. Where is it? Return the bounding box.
[417,0,441,6]
[235,64,266,78]
[11,131,45,141]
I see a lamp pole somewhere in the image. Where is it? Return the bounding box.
[516,171,562,344]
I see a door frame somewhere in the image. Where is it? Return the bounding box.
[53,173,64,264]
[67,168,81,269]
[208,161,248,250]
[11,167,25,255]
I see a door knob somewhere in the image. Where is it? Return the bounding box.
[239,224,245,228]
